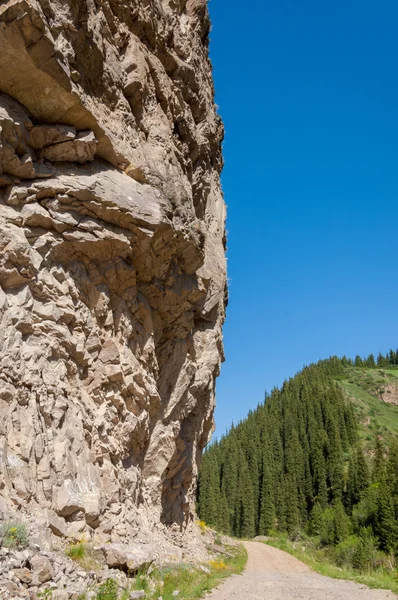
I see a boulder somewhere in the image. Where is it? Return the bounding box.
[98,543,157,572]
[13,567,32,584]
[47,510,67,538]
[30,554,54,584]
[54,484,85,517]
[82,492,101,528]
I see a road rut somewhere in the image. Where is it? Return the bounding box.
[206,541,397,600]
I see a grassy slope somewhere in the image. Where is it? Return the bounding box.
[337,367,398,451]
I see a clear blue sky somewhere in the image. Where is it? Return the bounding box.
[207,0,398,437]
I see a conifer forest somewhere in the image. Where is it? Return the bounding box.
[197,353,398,571]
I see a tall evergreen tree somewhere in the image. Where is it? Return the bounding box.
[372,438,385,483]
[258,463,276,534]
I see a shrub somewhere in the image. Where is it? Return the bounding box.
[96,578,118,600]
[133,571,150,592]
[66,543,102,572]
[333,529,382,571]
[319,503,350,546]
[209,559,226,571]
[197,520,207,534]
[0,522,28,549]
[333,535,362,569]
[66,543,86,560]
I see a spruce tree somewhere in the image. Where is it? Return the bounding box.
[372,438,385,483]
[259,463,276,534]
[308,502,323,535]
[375,479,398,553]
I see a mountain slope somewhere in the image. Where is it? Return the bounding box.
[197,354,398,568]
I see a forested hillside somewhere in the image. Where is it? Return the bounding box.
[197,353,398,569]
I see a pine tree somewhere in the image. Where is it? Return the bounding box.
[375,479,398,553]
[354,355,363,367]
[308,502,323,535]
[389,349,397,366]
[333,500,351,544]
[259,463,276,534]
[284,475,300,534]
[372,438,385,483]
[347,447,369,511]
[377,353,387,367]
[237,455,255,538]
[197,449,221,529]
[356,447,370,496]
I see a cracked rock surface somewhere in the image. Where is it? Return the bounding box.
[0,0,226,549]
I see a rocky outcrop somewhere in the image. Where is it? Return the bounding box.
[0,0,226,545]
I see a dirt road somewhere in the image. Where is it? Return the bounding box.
[206,541,397,600]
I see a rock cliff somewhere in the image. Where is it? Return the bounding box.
[0,0,226,545]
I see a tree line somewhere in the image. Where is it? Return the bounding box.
[343,349,398,368]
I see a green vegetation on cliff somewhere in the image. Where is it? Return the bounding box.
[197,352,398,574]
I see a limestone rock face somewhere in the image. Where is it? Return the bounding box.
[0,0,226,542]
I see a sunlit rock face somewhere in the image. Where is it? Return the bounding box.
[0,0,226,541]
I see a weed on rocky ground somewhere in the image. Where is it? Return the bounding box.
[82,543,247,600]
[0,518,246,600]
[1,521,28,549]
[69,542,247,600]
[127,543,247,600]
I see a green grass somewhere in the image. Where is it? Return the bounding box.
[384,369,398,378]
[75,544,247,600]
[65,543,103,572]
[66,543,86,560]
[337,367,398,451]
[133,544,247,600]
[265,535,398,595]
[133,570,151,592]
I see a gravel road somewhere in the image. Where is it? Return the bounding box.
[205,541,397,600]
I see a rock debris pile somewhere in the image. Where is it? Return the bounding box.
[0,535,156,599]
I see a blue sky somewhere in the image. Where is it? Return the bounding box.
[207,0,398,437]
